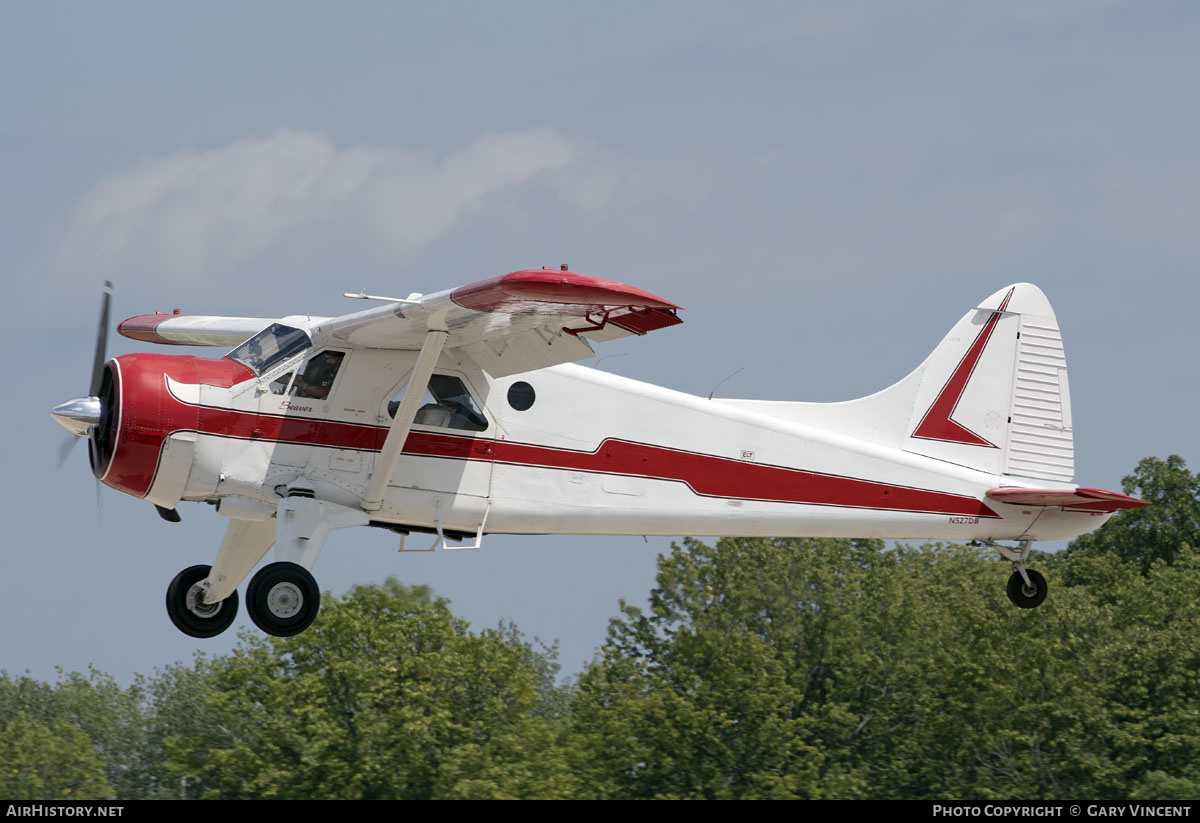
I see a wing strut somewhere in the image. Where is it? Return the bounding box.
[362,329,449,512]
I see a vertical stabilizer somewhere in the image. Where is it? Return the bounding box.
[901,283,1074,482]
[714,283,1075,483]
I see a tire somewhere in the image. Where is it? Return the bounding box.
[1006,568,1048,609]
[246,561,320,637]
[166,564,239,638]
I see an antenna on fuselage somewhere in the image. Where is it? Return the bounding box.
[591,353,628,372]
[707,367,743,400]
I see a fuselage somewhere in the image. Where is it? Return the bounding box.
[95,347,1110,544]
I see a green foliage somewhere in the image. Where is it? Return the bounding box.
[571,536,1200,799]
[1062,455,1200,573]
[0,712,113,800]
[162,578,575,799]
[571,537,878,799]
[0,668,149,799]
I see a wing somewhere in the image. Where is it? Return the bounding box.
[121,268,686,376]
[119,269,683,377]
[118,313,288,346]
[326,269,682,377]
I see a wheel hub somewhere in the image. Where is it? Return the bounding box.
[185,583,221,619]
[266,582,304,619]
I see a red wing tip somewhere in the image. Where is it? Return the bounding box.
[118,313,181,344]
[986,487,1151,512]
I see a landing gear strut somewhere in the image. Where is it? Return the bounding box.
[245,561,320,637]
[974,539,1049,609]
[166,565,239,638]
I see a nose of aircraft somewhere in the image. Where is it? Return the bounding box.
[51,396,101,437]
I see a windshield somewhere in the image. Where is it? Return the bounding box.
[228,324,312,377]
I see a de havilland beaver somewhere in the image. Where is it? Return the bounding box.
[52,269,1147,638]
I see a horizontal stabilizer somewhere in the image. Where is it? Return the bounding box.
[986,487,1150,513]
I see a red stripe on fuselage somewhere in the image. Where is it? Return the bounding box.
[104,366,1000,518]
[484,438,999,517]
[911,289,1015,447]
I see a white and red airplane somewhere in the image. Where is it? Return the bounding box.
[51,269,1147,638]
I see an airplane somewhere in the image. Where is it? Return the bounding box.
[51,268,1149,639]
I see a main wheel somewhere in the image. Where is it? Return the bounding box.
[1006,568,1048,609]
[166,565,239,638]
[246,562,320,637]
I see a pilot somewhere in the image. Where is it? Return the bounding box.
[292,351,343,399]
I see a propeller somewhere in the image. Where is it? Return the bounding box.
[51,280,112,441]
[56,432,80,470]
[50,282,113,520]
[90,280,111,397]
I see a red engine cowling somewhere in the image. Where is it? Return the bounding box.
[95,353,251,500]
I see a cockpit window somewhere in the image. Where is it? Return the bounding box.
[228,324,312,377]
[388,374,488,432]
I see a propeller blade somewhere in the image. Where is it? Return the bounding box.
[56,433,80,470]
[89,280,113,397]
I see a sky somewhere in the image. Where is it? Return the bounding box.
[3,1,1198,684]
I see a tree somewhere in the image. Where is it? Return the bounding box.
[1062,455,1200,573]
[570,537,883,799]
[0,668,150,799]
[163,578,575,799]
[570,535,1200,799]
[0,712,113,800]
[141,656,237,799]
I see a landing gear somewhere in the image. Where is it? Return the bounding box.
[1006,568,1048,609]
[246,561,320,637]
[973,538,1049,610]
[166,565,239,638]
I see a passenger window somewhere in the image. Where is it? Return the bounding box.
[388,374,488,432]
[289,351,345,399]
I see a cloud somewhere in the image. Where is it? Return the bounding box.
[55,128,579,284]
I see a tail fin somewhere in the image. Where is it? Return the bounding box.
[718,283,1075,481]
[902,283,1073,481]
